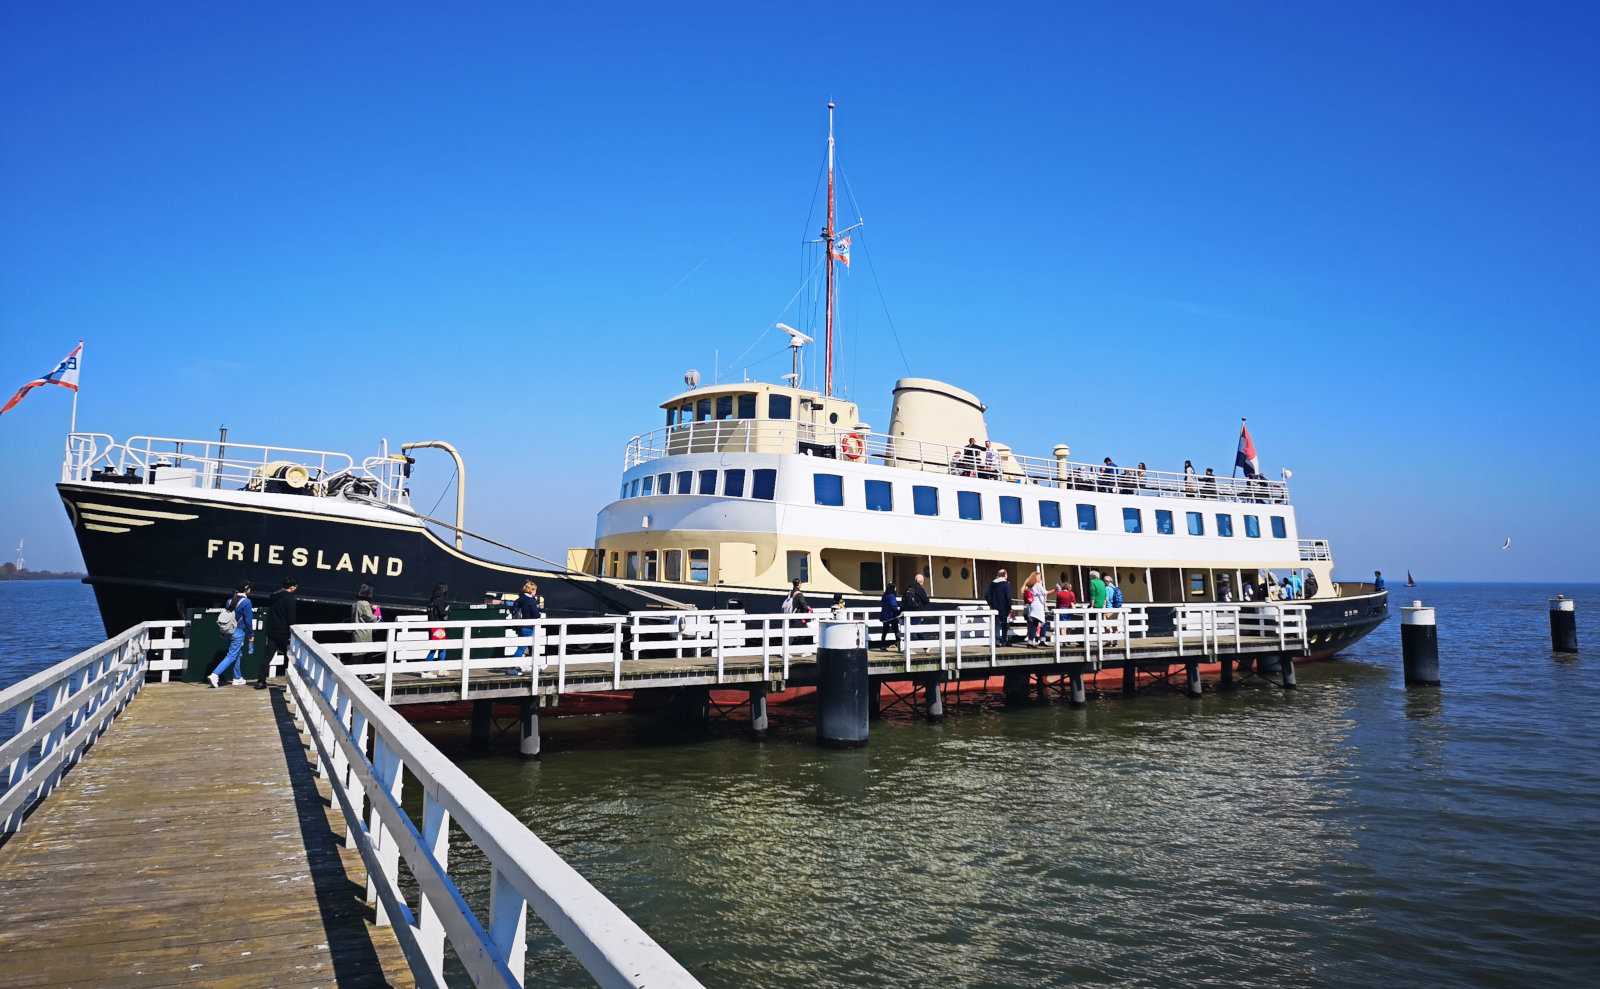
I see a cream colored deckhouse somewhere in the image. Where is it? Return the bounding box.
[574,376,1337,606]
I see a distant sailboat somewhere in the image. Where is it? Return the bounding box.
[1406,570,1416,587]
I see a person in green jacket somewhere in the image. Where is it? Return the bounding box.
[1089,570,1108,609]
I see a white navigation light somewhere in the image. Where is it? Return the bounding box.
[684,369,701,388]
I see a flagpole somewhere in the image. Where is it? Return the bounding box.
[69,340,82,434]
[1233,416,1243,478]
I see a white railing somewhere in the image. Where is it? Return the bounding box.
[1,624,149,837]
[61,431,410,507]
[286,631,700,988]
[895,609,997,672]
[630,611,821,682]
[1175,603,1310,655]
[623,420,1290,505]
[1298,538,1333,561]
[1052,607,1150,668]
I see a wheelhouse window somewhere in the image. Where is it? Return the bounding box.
[715,396,733,420]
[768,394,792,419]
[913,485,939,516]
[999,495,1022,525]
[688,549,710,583]
[865,479,894,512]
[1187,511,1205,536]
[1155,509,1175,534]
[814,473,845,506]
[619,482,627,499]
[787,550,809,582]
[1123,507,1142,533]
[1271,515,1287,538]
[723,469,746,497]
[698,469,717,495]
[664,549,683,582]
[695,399,711,421]
[1076,504,1097,531]
[665,407,677,426]
[656,472,671,495]
[625,551,639,579]
[1216,513,1234,537]
[752,468,777,500]
[640,476,654,497]
[737,394,756,419]
[676,470,693,495]
[1039,500,1061,528]
[643,550,659,581]
[628,479,640,498]
[1244,515,1261,538]
[958,491,982,521]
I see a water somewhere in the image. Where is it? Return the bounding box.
[5,581,1599,987]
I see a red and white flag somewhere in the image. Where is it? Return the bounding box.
[831,235,851,268]
[1,341,82,416]
[1234,418,1260,478]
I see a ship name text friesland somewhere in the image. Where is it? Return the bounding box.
[205,539,404,576]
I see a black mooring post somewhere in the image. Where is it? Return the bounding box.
[749,684,769,735]
[1401,600,1440,687]
[1068,671,1086,707]
[925,672,945,721]
[1280,655,1297,689]
[470,699,493,751]
[1122,657,1137,695]
[1003,670,1030,706]
[518,697,540,759]
[1219,656,1235,690]
[816,620,869,748]
[1550,596,1579,653]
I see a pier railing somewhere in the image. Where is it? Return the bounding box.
[286,630,701,988]
[1175,603,1310,655]
[1,624,149,838]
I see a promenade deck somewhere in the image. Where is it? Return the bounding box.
[0,683,413,989]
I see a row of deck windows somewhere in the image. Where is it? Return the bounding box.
[665,393,792,425]
[613,548,711,583]
[814,472,1289,539]
[622,468,778,501]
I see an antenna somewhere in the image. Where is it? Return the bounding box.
[776,322,812,388]
[823,100,837,397]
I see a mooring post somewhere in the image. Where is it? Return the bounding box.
[518,697,540,759]
[749,684,769,734]
[925,672,945,721]
[1068,670,1086,707]
[1402,600,1440,686]
[1185,661,1202,698]
[1122,657,1137,695]
[816,619,869,748]
[868,680,882,720]
[1004,670,1030,706]
[1550,596,1579,653]
[470,699,493,751]
[1236,655,1255,677]
[1280,655,1297,689]
[1219,656,1235,690]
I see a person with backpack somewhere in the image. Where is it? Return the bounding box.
[878,582,901,651]
[985,569,1013,646]
[259,577,297,688]
[780,579,809,615]
[350,583,378,663]
[424,582,450,662]
[1107,577,1125,609]
[208,582,253,687]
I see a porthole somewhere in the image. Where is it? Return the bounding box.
[829,412,839,424]
[942,566,952,579]
[960,567,970,580]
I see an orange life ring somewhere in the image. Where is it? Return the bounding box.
[840,432,865,461]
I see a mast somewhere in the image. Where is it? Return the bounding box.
[823,100,836,397]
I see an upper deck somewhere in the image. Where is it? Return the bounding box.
[624,419,1290,506]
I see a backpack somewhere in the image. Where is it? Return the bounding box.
[216,596,239,635]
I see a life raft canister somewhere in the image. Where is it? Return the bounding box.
[840,432,865,461]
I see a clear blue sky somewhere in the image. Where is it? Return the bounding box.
[2,1,1596,580]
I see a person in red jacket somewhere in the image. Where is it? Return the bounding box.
[1054,579,1077,610]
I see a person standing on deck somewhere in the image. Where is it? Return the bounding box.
[1107,577,1124,609]
[982,441,999,480]
[903,573,930,611]
[349,583,378,662]
[423,582,450,673]
[512,580,541,658]
[1184,460,1197,496]
[1054,579,1076,610]
[209,582,253,687]
[1289,571,1304,600]
[1023,571,1047,646]
[781,579,810,614]
[258,577,297,689]
[1373,570,1386,591]
[986,569,1014,646]
[878,582,901,651]
[1089,570,1108,609]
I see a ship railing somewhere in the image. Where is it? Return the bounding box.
[1175,602,1311,655]
[1298,538,1333,561]
[1,623,149,839]
[621,421,1290,505]
[61,431,409,506]
[285,629,701,988]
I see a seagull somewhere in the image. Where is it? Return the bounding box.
[1501,537,1512,550]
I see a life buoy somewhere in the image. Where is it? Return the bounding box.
[840,432,865,461]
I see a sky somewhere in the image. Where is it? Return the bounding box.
[2,1,1597,580]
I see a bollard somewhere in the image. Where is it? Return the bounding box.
[1280,656,1297,690]
[749,684,769,734]
[816,620,870,747]
[1068,671,1086,707]
[925,672,945,721]
[1402,600,1440,686]
[470,699,493,751]
[518,697,540,759]
[1219,656,1236,691]
[1004,670,1030,706]
[1550,596,1578,653]
[1185,662,1202,698]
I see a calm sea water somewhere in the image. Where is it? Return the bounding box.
[4,580,1599,987]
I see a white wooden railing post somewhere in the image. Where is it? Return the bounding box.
[368,737,404,926]
[489,868,529,986]
[417,792,451,983]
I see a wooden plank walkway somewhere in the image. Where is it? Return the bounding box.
[0,684,414,989]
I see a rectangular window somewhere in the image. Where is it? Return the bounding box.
[913,485,940,516]
[619,482,627,499]
[859,561,884,592]
[958,491,982,520]
[1244,515,1261,538]
[1039,500,1061,528]
[1187,511,1205,536]
[1155,509,1174,534]
[768,394,792,419]
[1271,515,1287,538]
[640,475,654,497]
[1189,571,1207,596]
[698,469,717,495]
[643,550,658,581]
[715,395,733,420]
[666,407,676,426]
[814,473,844,506]
[787,550,809,582]
[676,470,693,496]
[737,394,756,419]
[681,403,694,424]
[752,468,777,500]
[688,549,710,584]
[865,479,894,512]
[695,399,711,421]
[723,469,746,497]
[609,552,619,577]
[1123,507,1142,533]
[1077,504,1097,530]
[999,495,1022,525]
[1216,514,1234,537]
[664,549,683,582]
[656,473,671,495]
[625,551,639,579]
[628,479,640,498]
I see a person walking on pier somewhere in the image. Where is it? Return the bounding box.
[512,580,541,659]
[1107,577,1124,609]
[424,583,449,663]
[258,577,297,689]
[1054,578,1076,611]
[986,569,1013,646]
[904,573,930,611]
[1023,572,1047,646]
[781,579,810,614]
[878,582,902,651]
[208,582,253,687]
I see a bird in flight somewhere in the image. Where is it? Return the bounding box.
[1501,537,1512,550]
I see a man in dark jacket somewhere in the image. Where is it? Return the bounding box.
[985,570,1013,646]
[902,573,931,611]
[260,577,298,688]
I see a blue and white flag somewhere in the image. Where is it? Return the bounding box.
[2,341,82,416]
